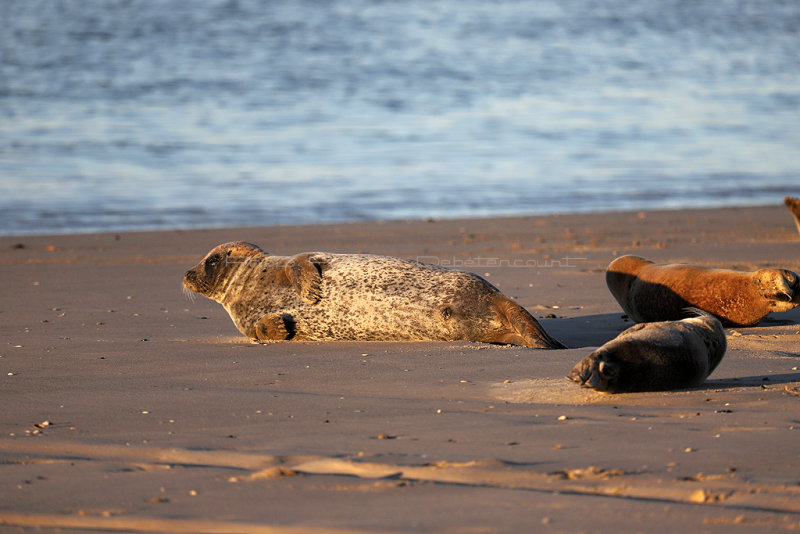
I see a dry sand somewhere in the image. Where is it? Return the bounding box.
[1,205,799,533]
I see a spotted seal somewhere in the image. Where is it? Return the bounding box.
[183,242,565,348]
[568,309,726,393]
[606,255,799,326]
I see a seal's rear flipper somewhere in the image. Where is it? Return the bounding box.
[567,353,613,389]
[491,296,567,349]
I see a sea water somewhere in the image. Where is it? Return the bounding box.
[1,0,799,235]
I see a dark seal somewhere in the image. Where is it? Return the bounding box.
[606,255,800,326]
[183,242,565,349]
[568,310,726,393]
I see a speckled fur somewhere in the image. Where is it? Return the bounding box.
[606,255,800,327]
[568,310,726,393]
[183,242,564,349]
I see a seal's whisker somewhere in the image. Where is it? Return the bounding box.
[182,285,196,302]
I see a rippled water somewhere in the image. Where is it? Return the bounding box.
[1,0,799,235]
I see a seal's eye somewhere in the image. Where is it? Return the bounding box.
[205,254,222,273]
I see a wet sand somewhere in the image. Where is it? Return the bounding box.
[1,205,799,532]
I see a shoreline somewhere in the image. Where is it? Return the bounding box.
[2,204,800,532]
[1,200,788,240]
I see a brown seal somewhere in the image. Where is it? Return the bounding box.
[568,309,726,393]
[606,255,800,326]
[786,196,800,237]
[183,242,565,349]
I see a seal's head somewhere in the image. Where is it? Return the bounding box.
[605,255,653,305]
[567,345,636,393]
[753,268,799,303]
[183,241,264,300]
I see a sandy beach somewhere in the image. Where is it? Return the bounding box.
[2,205,799,533]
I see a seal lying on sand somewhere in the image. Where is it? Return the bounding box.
[606,255,800,326]
[568,310,726,393]
[786,196,800,237]
[183,242,565,349]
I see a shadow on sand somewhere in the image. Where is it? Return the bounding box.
[698,373,800,391]
[544,312,631,349]
[545,308,800,351]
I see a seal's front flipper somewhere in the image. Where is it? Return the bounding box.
[285,253,326,304]
[255,313,295,341]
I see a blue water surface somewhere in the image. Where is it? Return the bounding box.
[1,0,799,235]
